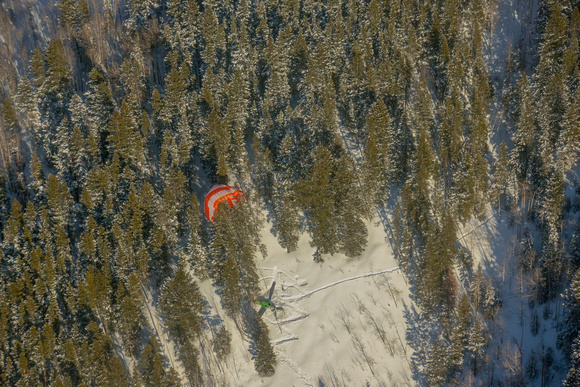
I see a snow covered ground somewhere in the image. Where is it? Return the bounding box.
[196,215,414,386]
[457,211,567,386]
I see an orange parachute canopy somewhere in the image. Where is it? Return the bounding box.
[204,185,245,221]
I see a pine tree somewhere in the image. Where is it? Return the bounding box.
[557,92,580,173]
[273,185,301,253]
[363,98,394,205]
[139,335,166,387]
[46,174,73,229]
[511,71,536,182]
[411,117,437,238]
[563,337,580,387]
[420,210,457,312]
[117,273,144,356]
[253,316,276,376]
[426,339,449,386]
[469,66,491,219]
[15,76,40,132]
[334,154,368,258]
[468,318,487,376]
[125,0,155,32]
[221,256,242,319]
[535,2,569,170]
[492,141,511,212]
[559,270,580,372]
[213,326,232,361]
[58,0,79,30]
[44,40,70,94]
[297,145,338,259]
[108,100,145,174]
[86,68,115,161]
[159,262,205,342]
[29,153,45,201]
[30,48,46,90]
[183,194,206,277]
[176,340,198,387]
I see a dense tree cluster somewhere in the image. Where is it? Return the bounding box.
[0,0,578,384]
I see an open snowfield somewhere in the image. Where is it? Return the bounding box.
[195,215,413,386]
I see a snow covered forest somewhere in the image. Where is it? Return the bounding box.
[0,0,580,385]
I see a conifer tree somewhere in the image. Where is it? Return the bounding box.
[253,316,276,376]
[15,76,40,132]
[30,48,46,90]
[334,154,368,258]
[117,273,144,355]
[183,194,206,276]
[535,1,569,170]
[213,326,232,362]
[273,187,301,253]
[126,0,155,31]
[29,153,45,201]
[177,340,201,386]
[563,337,580,386]
[46,174,73,229]
[511,71,536,182]
[468,318,487,375]
[426,339,449,386]
[363,99,394,205]
[410,117,437,238]
[86,68,115,161]
[469,66,491,219]
[159,262,205,341]
[492,141,511,212]
[221,256,242,319]
[557,93,580,173]
[297,145,338,260]
[139,335,166,387]
[44,40,70,95]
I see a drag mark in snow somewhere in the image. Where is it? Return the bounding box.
[281,266,400,302]
[272,336,299,345]
[280,313,309,324]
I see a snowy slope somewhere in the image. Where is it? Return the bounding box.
[196,215,413,386]
[457,211,567,386]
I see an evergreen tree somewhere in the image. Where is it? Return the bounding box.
[159,262,205,341]
[426,339,449,386]
[273,185,301,253]
[15,76,40,131]
[213,326,232,361]
[253,316,276,376]
[297,145,339,260]
[125,0,155,32]
[492,141,511,212]
[563,337,580,387]
[410,116,437,237]
[363,98,394,205]
[511,71,536,182]
[117,273,144,356]
[86,68,115,161]
[139,336,166,387]
[467,318,487,375]
[46,174,73,229]
[183,194,206,277]
[535,1,569,170]
[557,92,580,173]
[334,154,368,258]
[221,256,242,319]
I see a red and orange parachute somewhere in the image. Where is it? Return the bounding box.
[204,185,245,221]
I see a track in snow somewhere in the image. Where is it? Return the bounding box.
[279,266,400,302]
